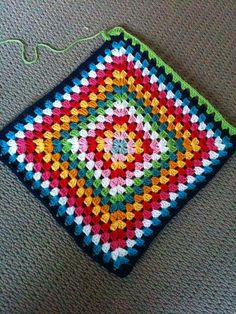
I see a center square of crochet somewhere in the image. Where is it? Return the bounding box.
[0,27,235,277]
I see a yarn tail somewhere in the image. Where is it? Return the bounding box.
[0,30,109,65]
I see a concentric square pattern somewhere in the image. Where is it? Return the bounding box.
[1,29,235,276]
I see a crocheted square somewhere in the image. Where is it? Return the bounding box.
[1,27,235,276]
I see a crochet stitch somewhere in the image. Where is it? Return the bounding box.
[0,27,235,276]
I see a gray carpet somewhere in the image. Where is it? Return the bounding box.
[0,1,236,313]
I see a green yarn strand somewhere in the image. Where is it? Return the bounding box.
[0,30,107,65]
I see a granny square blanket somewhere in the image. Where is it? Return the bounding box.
[1,27,235,276]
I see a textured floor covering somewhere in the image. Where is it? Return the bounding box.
[0,1,236,313]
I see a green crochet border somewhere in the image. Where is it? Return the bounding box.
[103,27,236,136]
